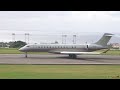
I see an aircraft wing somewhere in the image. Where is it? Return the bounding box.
[60,51,101,55]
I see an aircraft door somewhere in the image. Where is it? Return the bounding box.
[86,45,89,50]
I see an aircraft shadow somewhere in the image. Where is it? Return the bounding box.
[57,56,120,61]
[25,55,120,61]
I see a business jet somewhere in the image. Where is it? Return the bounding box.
[19,33,113,59]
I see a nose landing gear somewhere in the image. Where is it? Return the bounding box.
[25,52,27,58]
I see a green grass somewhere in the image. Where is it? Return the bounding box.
[0,48,49,54]
[102,50,120,55]
[95,49,120,55]
[0,65,120,79]
[0,48,22,54]
[0,48,120,55]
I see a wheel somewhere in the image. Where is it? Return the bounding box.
[69,54,77,59]
[73,54,77,59]
[25,52,27,58]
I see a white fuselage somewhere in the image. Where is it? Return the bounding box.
[19,44,106,53]
[18,33,113,58]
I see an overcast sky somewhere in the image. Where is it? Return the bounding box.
[0,11,120,44]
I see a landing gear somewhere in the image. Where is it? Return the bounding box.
[69,54,77,59]
[25,52,27,58]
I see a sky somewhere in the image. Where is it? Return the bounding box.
[0,11,120,44]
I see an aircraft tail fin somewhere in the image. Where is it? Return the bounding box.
[94,33,113,46]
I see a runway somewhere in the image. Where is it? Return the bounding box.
[0,54,120,64]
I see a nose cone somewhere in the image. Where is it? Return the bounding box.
[19,47,25,52]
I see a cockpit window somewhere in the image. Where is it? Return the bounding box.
[26,45,30,47]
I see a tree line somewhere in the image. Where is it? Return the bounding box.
[0,41,27,48]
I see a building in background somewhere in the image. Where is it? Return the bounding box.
[111,43,120,49]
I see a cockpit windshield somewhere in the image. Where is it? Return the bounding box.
[26,45,30,47]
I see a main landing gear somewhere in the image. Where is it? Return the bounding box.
[69,54,77,59]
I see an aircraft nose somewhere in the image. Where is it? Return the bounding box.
[19,47,25,52]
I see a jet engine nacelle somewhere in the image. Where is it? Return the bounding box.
[87,44,107,50]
